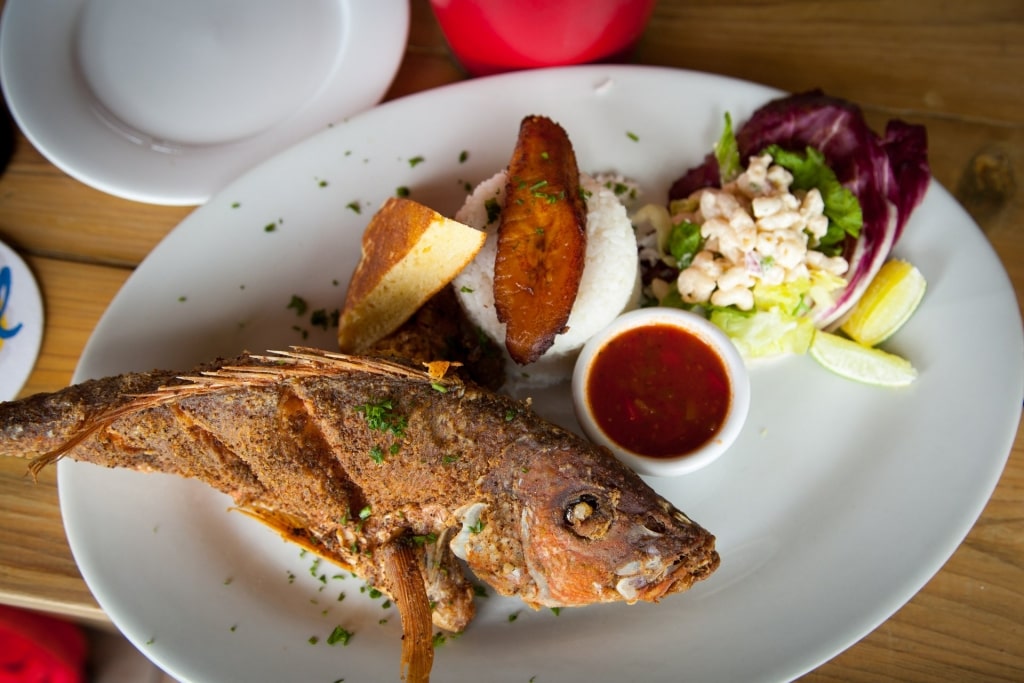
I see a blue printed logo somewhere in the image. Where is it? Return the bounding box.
[0,265,24,340]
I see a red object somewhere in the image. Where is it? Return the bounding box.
[429,0,657,76]
[0,606,87,683]
[585,324,731,457]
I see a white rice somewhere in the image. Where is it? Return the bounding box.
[453,171,641,388]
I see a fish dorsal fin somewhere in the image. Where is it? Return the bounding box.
[27,348,462,476]
[179,347,461,389]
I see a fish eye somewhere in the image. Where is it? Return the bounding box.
[563,493,614,540]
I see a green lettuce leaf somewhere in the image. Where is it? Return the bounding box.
[764,144,863,254]
[715,112,742,184]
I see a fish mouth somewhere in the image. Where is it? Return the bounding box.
[614,534,721,603]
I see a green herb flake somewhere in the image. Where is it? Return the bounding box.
[358,505,372,521]
[484,197,501,224]
[346,201,362,214]
[231,201,241,208]
[411,533,438,546]
[408,155,425,168]
[468,519,485,534]
[458,150,469,163]
[355,399,408,438]
[460,285,475,294]
[369,445,385,464]
[433,632,448,648]
[431,382,448,393]
[473,584,489,598]
[626,131,639,142]
[318,178,329,188]
[327,626,353,646]
[308,635,319,645]
[310,308,332,330]
[287,295,309,316]
[177,296,187,303]
[396,185,411,197]
[508,611,520,622]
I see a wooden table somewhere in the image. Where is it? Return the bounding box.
[1,1,1021,680]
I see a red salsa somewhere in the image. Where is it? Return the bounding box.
[585,324,731,457]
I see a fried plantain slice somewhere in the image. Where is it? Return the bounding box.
[494,115,587,365]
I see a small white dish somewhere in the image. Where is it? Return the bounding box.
[572,307,750,476]
[0,239,44,401]
[0,0,409,205]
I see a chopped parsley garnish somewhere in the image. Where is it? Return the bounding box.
[358,506,372,520]
[408,155,425,168]
[626,130,639,142]
[458,150,469,163]
[287,295,309,316]
[410,533,438,546]
[355,399,408,438]
[484,197,501,223]
[369,445,385,464]
[327,626,353,646]
[468,519,485,534]
[346,201,362,214]
[264,222,277,232]
[396,185,410,197]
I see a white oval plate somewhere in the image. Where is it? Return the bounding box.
[0,239,43,401]
[0,0,408,206]
[59,66,1022,683]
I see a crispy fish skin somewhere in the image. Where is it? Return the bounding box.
[494,115,588,365]
[1,348,719,678]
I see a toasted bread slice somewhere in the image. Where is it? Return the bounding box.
[338,197,486,353]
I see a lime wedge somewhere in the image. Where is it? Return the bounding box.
[840,260,926,347]
[810,330,917,386]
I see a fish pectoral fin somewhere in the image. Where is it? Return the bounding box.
[232,505,354,572]
[381,540,434,683]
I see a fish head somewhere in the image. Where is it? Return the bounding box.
[454,442,720,608]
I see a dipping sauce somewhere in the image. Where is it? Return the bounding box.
[585,324,731,457]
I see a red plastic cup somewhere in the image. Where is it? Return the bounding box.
[429,0,657,77]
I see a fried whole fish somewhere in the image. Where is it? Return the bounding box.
[1,348,719,682]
